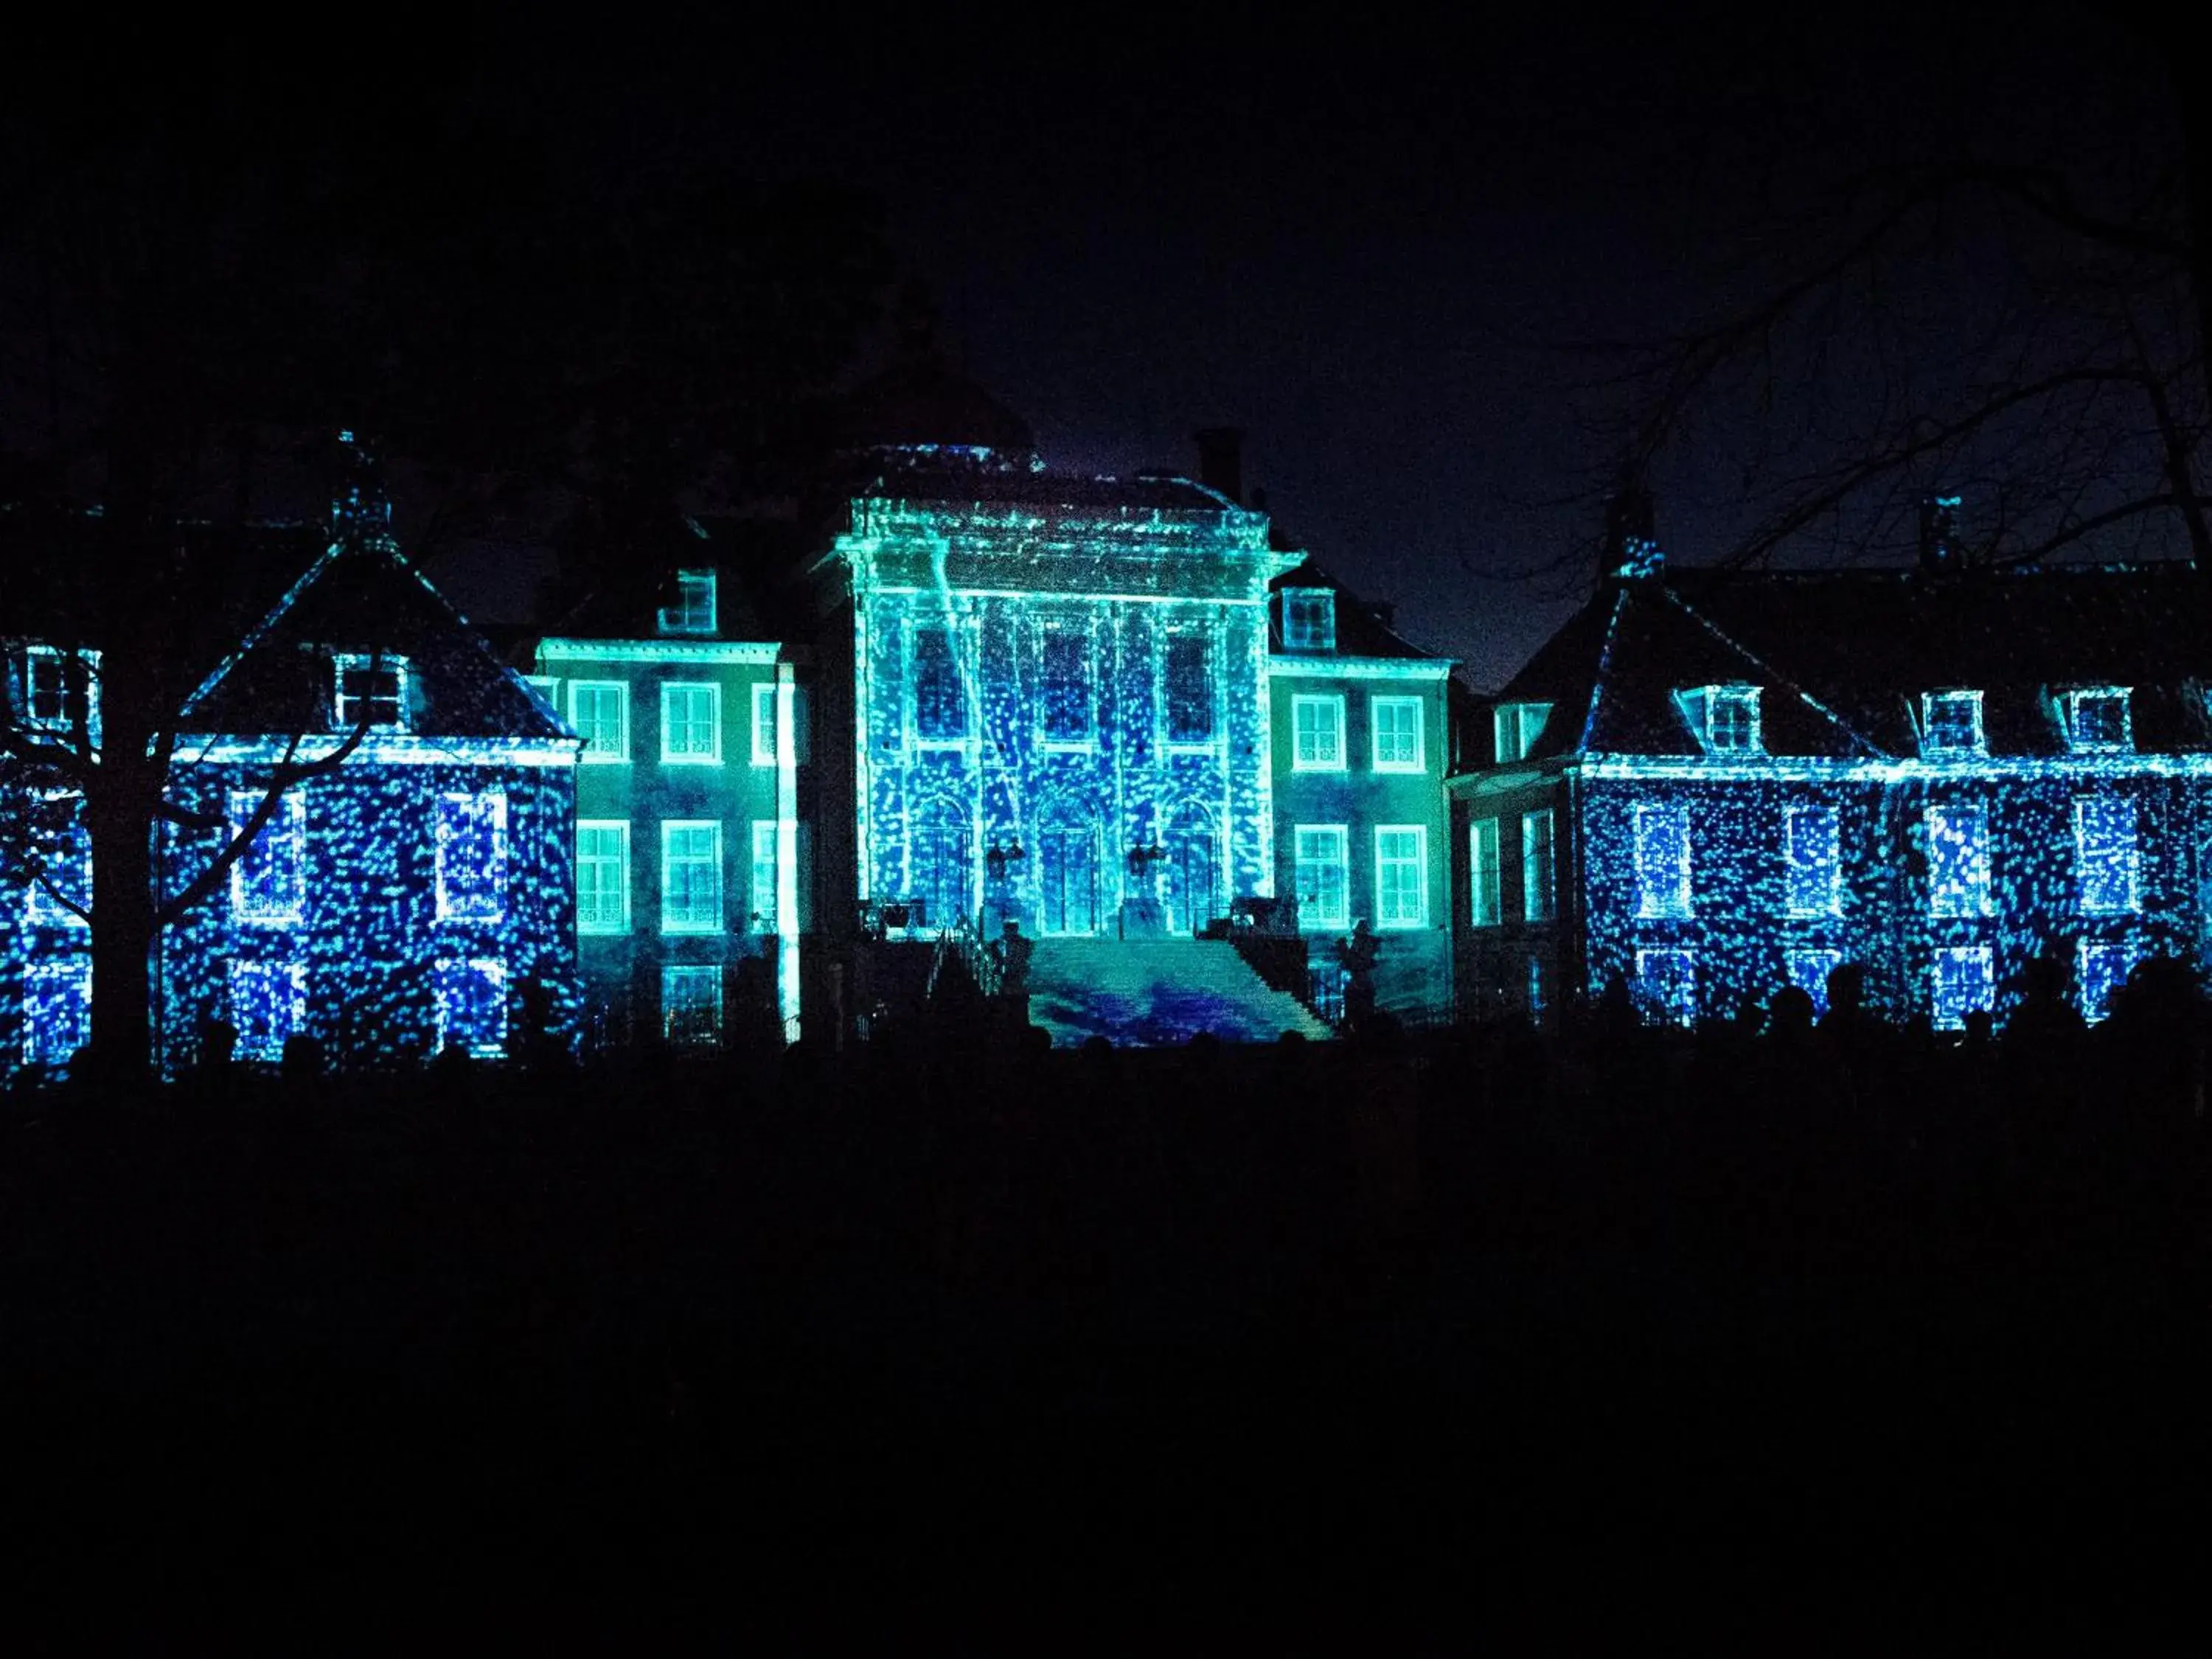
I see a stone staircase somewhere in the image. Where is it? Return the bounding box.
[1023,938,1333,1048]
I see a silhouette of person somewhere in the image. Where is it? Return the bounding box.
[1340,919,1380,1032]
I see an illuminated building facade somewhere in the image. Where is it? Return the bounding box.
[1451,511,2212,1029]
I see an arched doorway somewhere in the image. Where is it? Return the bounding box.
[1037,814,1102,936]
[910,796,973,931]
[1164,803,1225,936]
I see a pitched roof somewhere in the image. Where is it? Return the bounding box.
[1486,561,2212,764]
[855,455,1239,516]
[1269,557,1448,662]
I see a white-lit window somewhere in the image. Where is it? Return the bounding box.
[1784,804,1840,917]
[1293,824,1349,929]
[228,957,306,1061]
[25,792,89,928]
[2075,797,2140,915]
[2079,940,2137,1023]
[1636,947,1697,1027]
[1926,804,1990,918]
[1164,633,1217,744]
[1040,627,1094,745]
[334,653,407,731]
[434,956,508,1057]
[1921,690,1985,757]
[577,820,631,935]
[229,789,307,925]
[914,625,967,742]
[1931,945,1994,1031]
[751,682,779,765]
[22,956,90,1068]
[1281,588,1335,651]
[1469,818,1502,927]
[571,681,629,762]
[1375,826,1428,929]
[21,645,99,740]
[661,682,722,765]
[436,793,508,923]
[1371,696,1424,772]
[1681,685,1761,754]
[2063,687,2131,752]
[658,568,717,637]
[661,820,723,934]
[1784,948,1843,1018]
[1633,802,1692,919]
[1493,703,1552,764]
[750,821,780,934]
[1292,695,1346,771]
[1522,809,1556,922]
[663,965,723,1046]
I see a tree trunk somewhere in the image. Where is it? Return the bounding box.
[84,778,158,1087]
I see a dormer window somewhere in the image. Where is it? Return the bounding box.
[334,653,408,731]
[2062,686,2131,753]
[1492,701,1552,765]
[1680,685,1761,755]
[658,568,717,637]
[1281,588,1335,652]
[17,645,100,741]
[1921,689,1985,757]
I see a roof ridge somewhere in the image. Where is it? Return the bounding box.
[1656,584,1891,759]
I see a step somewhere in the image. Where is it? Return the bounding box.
[1023,939,1332,1048]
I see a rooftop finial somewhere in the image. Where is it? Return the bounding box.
[333,428,394,549]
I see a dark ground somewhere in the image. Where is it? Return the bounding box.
[4,1017,2208,1649]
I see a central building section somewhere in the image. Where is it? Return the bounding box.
[830,459,1296,941]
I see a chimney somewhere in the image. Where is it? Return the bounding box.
[1195,427,1245,505]
[1918,495,1961,574]
[1604,487,1661,582]
[333,428,395,548]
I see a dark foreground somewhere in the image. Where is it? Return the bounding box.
[5,1023,2208,1646]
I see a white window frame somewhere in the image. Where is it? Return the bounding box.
[227,956,308,1062]
[2062,686,2132,753]
[435,792,509,924]
[1161,629,1219,749]
[1371,695,1425,773]
[750,821,780,935]
[1930,945,1995,1032]
[1926,803,1992,919]
[1679,684,1761,756]
[1293,824,1349,930]
[662,964,725,1046]
[1281,588,1336,652]
[1493,703,1551,765]
[22,956,91,1068]
[1291,694,1346,772]
[1783,803,1841,918]
[22,644,101,742]
[2073,796,2140,916]
[751,681,779,765]
[1374,825,1429,930]
[570,680,630,764]
[434,956,509,1058]
[1037,623,1097,750]
[661,819,724,936]
[1635,947,1697,1028]
[333,652,409,731]
[576,819,632,936]
[2077,939,2137,1024]
[1469,817,1502,927]
[659,681,723,766]
[1920,689,1986,757]
[228,788,308,926]
[25,789,90,928]
[1521,809,1557,923]
[1784,947,1844,1018]
[657,568,717,637]
[1632,801,1693,919]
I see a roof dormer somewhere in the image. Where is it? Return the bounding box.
[1492,701,1552,765]
[1677,684,1761,756]
[1919,689,1985,758]
[1280,588,1335,653]
[2059,685,2131,754]
[657,568,718,638]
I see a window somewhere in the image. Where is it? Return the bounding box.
[914,625,966,742]
[657,568,717,637]
[663,965,724,1046]
[1292,695,1346,771]
[21,645,98,738]
[1375,826,1428,929]
[750,821,780,934]
[2079,940,2137,1023]
[25,793,89,928]
[228,957,306,1061]
[2063,686,2131,752]
[751,682,779,765]
[1926,804,1990,918]
[229,789,307,925]
[570,681,630,762]
[1281,588,1336,651]
[434,956,508,1057]
[1784,948,1844,1018]
[660,681,722,765]
[1293,824,1349,929]
[1633,803,1692,919]
[1931,945,1995,1031]
[1522,809,1557,922]
[1636,947,1697,1027]
[334,653,407,731]
[23,956,91,1068]
[1040,627,1093,744]
[436,793,509,923]
[1784,804,1840,917]
[1164,633,1215,743]
[2075,797,2140,915]
[1680,685,1761,755]
[1371,696,1424,772]
[1493,703,1552,765]
[1921,690,1985,757]
[1469,818,1502,926]
[577,821,631,935]
[661,820,723,934]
